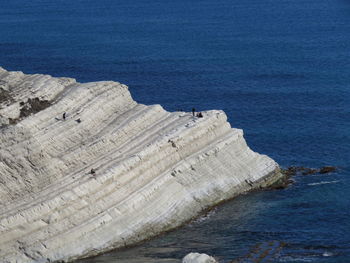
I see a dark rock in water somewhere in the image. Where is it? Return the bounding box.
[263,167,296,190]
[301,168,318,175]
[280,167,291,176]
[277,165,337,190]
[281,166,336,177]
[319,166,337,174]
[265,176,293,190]
[281,166,303,176]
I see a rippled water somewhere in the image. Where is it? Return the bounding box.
[1,0,349,262]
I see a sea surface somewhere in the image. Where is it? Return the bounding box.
[1,0,349,262]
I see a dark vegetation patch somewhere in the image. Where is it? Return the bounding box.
[19,97,51,118]
[5,97,52,125]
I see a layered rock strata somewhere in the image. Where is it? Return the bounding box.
[0,67,282,263]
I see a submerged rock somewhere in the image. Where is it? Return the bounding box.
[0,67,283,262]
[276,166,338,190]
[281,166,337,177]
[265,175,294,190]
[319,166,337,174]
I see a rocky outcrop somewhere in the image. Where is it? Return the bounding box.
[0,67,283,262]
[182,253,218,263]
[281,166,337,177]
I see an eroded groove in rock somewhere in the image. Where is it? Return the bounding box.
[0,67,283,263]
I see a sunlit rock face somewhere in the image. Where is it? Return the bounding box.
[0,67,282,262]
[182,252,218,263]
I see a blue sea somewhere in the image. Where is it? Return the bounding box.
[1,0,349,262]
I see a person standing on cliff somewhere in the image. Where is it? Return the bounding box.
[192,108,195,116]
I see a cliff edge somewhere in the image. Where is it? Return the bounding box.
[0,67,283,262]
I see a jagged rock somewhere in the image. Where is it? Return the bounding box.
[265,176,293,190]
[281,166,298,177]
[0,67,283,263]
[282,166,337,177]
[281,166,311,176]
[182,253,218,263]
[278,166,337,189]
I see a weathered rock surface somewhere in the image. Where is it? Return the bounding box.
[0,67,283,262]
[182,253,218,263]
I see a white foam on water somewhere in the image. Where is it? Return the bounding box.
[308,180,339,186]
[322,251,333,257]
[278,256,316,262]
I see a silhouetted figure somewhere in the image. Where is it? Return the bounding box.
[75,118,81,123]
[192,108,195,116]
[63,112,66,120]
[196,112,203,118]
[90,168,96,175]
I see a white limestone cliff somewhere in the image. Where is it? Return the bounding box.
[0,67,283,263]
